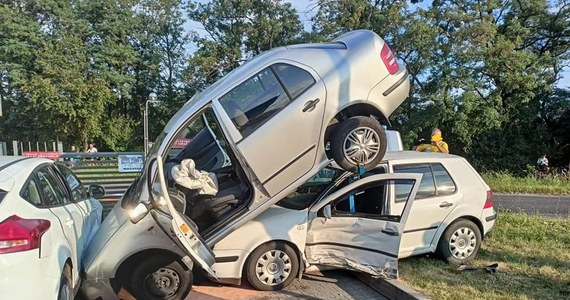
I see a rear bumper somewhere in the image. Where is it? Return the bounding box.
[482,208,497,237]
[367,69,410,117]
[0,250,60,299]
[81,277,118,300]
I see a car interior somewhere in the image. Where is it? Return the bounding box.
[162,109,252,233]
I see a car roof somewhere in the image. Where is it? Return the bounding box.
[383,151,462,163]
[0,157,52,192]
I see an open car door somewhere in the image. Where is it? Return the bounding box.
[305,173,421,278]
[153,155,218,279]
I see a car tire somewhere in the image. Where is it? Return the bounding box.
[436,219,482,265]
[58,265,73,300]
[330,116,386,172]
[129,255,193,300]
[245,242,299,291]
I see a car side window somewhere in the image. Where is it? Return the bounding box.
[393,164,435,200]
[219,67,289,137]
[57,165,87,202]
[272,64,315,99]
[22,179,43,206]
[36,168,70,206]
[432,163,456,195]
[331,179,414,222]
[393,163,456,200]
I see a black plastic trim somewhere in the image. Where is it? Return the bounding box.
[485,214,497,222]
[382,70,409,97]
[305,242,397,258]
[403,226,438,234]
[215,256,239,263]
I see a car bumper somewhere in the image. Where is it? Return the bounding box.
[0,250,60,299]
[482,208,497,237]
[81,277,117,300]
[367,69,410,117]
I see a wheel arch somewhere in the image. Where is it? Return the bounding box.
[434,216,485,251]
[241,239,304,280]
[324,102,389,145]
[113,248,189,289]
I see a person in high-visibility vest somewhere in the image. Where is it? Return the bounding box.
[415,128,449,154]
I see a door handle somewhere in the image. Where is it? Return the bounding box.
[65,218,74,226]
[302,98,320,113]
[381,228,399,236]
[439,201,453,208]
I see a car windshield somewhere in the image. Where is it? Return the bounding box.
[276,168,340,210]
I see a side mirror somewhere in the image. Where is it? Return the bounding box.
[89,184,106,199]
[323,205,332,219]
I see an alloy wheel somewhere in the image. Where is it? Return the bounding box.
[342,126,381,165]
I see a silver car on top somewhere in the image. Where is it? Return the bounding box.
[82,30,410,299]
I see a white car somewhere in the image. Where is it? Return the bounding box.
[208,151,496,290]
[0,157,104,300]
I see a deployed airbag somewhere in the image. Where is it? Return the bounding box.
[172,159,218,195]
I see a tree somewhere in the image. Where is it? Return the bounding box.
[185,0,304,86]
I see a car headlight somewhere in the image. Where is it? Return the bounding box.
[128,202,149,224]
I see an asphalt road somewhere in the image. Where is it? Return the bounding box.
[494,194,570,218]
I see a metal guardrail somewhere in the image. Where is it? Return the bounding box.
[60,152,143,217]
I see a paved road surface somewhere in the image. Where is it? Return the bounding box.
[117,270,386,300]
[189,270,386,300]
[494,194,570,218]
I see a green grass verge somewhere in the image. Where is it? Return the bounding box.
[399,212,570,300]
[482,173,570,195]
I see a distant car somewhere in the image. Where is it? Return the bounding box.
[81,150,495,298]
[0,157,104,300]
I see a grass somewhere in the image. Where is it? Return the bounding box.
[482,172,570,195]
[399,212,570,300]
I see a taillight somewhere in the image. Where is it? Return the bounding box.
[381,43,399,75]
[484,190,493,209]
[0,215,50,254]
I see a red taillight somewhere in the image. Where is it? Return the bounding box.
[484,190,494,209]
[0,215,50,254]
[381,43,399,75]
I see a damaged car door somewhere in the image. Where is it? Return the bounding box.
[305,173,421,278]
[151,154,219,279]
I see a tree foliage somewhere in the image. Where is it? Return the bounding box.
[0,0,568,171]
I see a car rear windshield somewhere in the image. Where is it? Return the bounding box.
[0,190,7,204]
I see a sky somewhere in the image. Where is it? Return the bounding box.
[184,0,570,89]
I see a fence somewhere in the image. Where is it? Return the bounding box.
[60,152,143,216]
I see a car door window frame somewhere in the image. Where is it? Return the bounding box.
[391,162,457,201]
[218,62,317,140]
[328,179,415,223]
[28,165,70,208]
[54,164,88,203]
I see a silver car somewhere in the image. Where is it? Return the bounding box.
[81,30,410,299]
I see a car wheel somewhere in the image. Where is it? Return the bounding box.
[330,116,386,172]
[245,242,299,291]
[129,255,193,300]
[58,266,73,300]
[436,219,482,265]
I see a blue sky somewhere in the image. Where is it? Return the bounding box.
[184,0,569,88]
